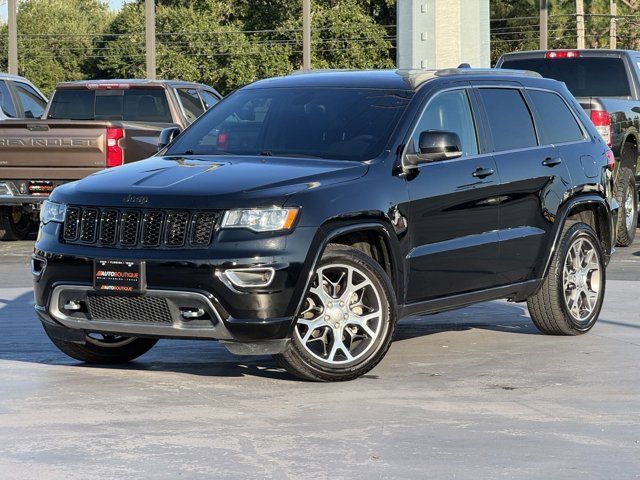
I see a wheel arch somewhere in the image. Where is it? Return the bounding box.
[540,194,614,280]
[290,219,405,321]
[620,130,639,171]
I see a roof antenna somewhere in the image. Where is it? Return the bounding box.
[458,63,471,68]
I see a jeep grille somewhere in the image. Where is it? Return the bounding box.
[62,206,219,249]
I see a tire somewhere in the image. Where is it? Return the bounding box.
[527,222,605,335]
[614,166,638,247]
[274,244,397,381]
[44,326,158,364]
[0,206,33,241]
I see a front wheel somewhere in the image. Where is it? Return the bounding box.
[274,245,397,381]
[0,206,33,241]
[44,327,158,364]
[527,222,605,335]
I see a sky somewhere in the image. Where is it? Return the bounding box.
[0,0,131,21]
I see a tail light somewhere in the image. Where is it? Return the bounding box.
[106,127,124,167]
[605,149,615,171]
[590,110,612,147]
[545,50,580,59]
[217,131,228,151]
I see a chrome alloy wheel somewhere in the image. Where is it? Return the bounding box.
[625,188,636,230]
[295,263,384,366]
[85,333,137,348]
[563,237,602,322]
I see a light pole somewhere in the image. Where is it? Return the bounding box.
[145,0,156,79]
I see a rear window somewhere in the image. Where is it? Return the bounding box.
[500,57,631,98]
[48,88,172,122]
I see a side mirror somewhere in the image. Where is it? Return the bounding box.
[158,127,181,150]
[405,130,463,167]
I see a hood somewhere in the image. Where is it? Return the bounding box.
[51,155,369,209]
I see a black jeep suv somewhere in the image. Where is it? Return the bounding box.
[33,69,618,381]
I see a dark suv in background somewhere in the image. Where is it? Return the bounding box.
[33,69,617,381]
[497,49,640,246]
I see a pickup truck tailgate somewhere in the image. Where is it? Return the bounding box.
[0,120,107,180]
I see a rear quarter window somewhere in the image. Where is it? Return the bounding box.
[527,90,584,145]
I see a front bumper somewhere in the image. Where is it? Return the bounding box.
[33,221,321,345]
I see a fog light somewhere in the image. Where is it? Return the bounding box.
[63,300,82,311]
[224,267,275,288]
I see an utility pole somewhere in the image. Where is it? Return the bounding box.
[145,0,156,80]
[540,0,548,50]
[576,0,585,49]
[302,0,311,70]
[610,0,617,49]
[8,0,18,75]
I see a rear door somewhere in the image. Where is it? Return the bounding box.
[405,86,502,302]
[474,85,573,284]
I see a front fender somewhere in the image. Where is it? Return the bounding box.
[287,219,405,323]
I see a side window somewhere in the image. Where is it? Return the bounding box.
[477,88,537,151]
[13,82,46,118]
[0,81,16,118]
[411,89,478,156]
[177,88,205,122]
[200,90,219,110]
[527,90,584,144]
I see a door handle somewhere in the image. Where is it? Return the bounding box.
[542,157,562,167]
[472,167,495,178]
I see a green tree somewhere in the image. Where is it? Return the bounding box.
[0,0,112,95]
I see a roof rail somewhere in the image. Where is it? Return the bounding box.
[435,68,542,78]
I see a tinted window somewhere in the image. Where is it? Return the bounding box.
[167,87,412,162]
[0,81,16,118]
[13,83,46,118]
[411,89,478,156]
[48,88,171,122]
[177,88,204,122]
[200,90,219,109]
[528,90,584,144]
[500,57,631,97]
[478,88,537,151]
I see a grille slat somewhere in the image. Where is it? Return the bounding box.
[63,207,80,241]
[165,212,189,247]
[62,207,217,249]
[87,294,172,324]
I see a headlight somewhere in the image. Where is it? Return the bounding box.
[40,200,67,225]
[221,207,298,232]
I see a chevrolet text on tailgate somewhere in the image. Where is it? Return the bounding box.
[0,79,221,240]
[34,69,618,381]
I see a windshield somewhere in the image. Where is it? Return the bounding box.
[166,87,413,161]
[48,88,172,122]
[500,57,631,97]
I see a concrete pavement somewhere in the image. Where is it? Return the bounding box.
[0,238,639,479]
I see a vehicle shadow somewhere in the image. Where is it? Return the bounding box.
[0,290,538,380]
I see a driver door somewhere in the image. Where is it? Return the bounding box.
[405,87,501,303]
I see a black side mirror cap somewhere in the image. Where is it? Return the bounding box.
[158,127,182,150]
[405,130,463,167]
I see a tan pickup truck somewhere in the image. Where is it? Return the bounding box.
[0,79,221,240]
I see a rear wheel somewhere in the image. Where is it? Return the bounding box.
[614,165,638,247]
[527,222,605,335]
[0,206,33,241]
[274,245,396,381]
[44,327,158,364]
